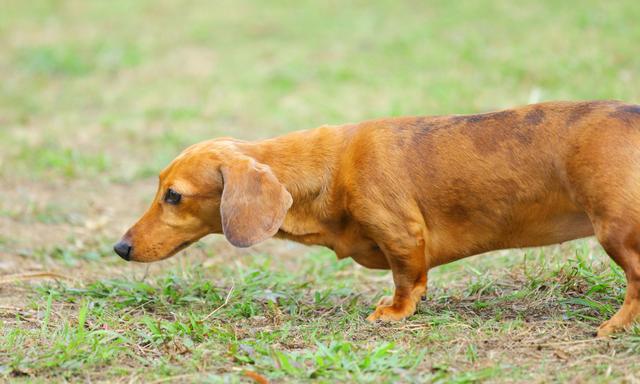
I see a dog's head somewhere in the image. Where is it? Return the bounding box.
[113,140,293,262]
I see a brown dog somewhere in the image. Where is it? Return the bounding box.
[115,100,640,336]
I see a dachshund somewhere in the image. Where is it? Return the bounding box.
[115,100,640,337]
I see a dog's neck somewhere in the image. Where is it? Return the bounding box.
[240,125,349,201]
[238,125,352,235]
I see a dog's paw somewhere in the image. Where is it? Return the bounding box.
[367,306,403,322]
[596,320,623,337]
[366,302,415,322]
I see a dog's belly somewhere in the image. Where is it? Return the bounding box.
[331,233,391,269]
[493,210,594,249]
[427,200,595,267]
[349,248,390,269]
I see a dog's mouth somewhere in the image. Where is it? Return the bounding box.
[167,241,193,257]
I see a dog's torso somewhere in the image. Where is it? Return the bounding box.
[259,100,640,269]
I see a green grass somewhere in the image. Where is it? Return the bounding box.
[1,244,639,382]
[1,0,640,382]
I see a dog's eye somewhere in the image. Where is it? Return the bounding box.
[164,188,182,205]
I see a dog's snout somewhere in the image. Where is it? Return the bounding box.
[113,241,133,261]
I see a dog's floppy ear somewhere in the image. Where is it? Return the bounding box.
[220,157,292,247]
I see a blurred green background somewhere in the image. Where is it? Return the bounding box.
[1,1,640,382]
[2,0,639,182]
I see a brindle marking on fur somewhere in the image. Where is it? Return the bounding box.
[617,105,640,115]
[439,178,475,223]
[405,118,441,181]
[411,117,438,145]
[465,110,517,124]
[610,105,640,124]
[513,111,536,145]
[524,108,545,126]
[566,103,595,127]
[446,203,470,222]
[566,101,616,127]
[458,110,520,154]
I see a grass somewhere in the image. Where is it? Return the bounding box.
[2,245,639,382]
[1,0,640,382]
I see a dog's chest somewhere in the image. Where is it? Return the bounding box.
[279,210,383,263]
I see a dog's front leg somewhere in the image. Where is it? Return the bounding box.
[367,240,427,322]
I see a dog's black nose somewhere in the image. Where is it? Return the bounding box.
[113,241,133,261]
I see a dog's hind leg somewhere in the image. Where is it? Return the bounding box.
[564,116,640,336]
[594,220,640,337]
